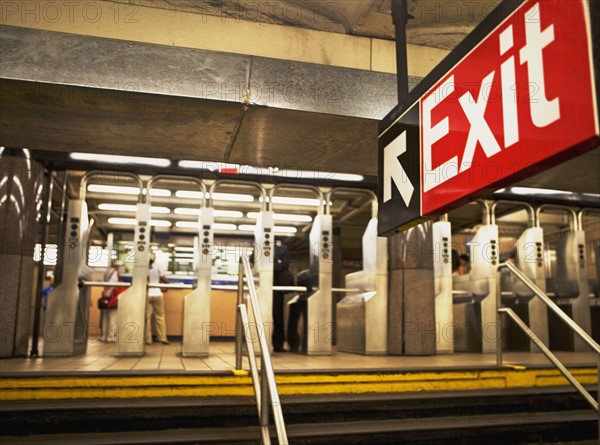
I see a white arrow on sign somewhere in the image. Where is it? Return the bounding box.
[383,130,415,206]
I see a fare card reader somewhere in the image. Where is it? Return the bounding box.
[432,221,453,354]
[252,210,275,352]
[182,208,214,357]
[337,218,388,355]
[453,224,500,353]
[45,200,91,356]
[116,203,151,356]
[305,213,333,355]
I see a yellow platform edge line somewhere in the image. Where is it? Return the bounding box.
[0,368,597,401]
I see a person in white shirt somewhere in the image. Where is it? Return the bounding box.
[100,261,122,342]
[146,257,170,345]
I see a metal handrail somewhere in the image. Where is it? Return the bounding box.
[496,261,599,415]
[325,188,377,219]
[79,170,144,203]
[147,175,207,207]
[490,200,536,227]
[235,256,288,445]
[535,204,578,231]
[578,208,600,232]
[268,183,325,214]
[209,180,267,210]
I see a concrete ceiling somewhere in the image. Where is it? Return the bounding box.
[111,0,501,50]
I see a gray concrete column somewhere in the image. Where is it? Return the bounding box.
[0,150,44,357]
[387,220,436,355]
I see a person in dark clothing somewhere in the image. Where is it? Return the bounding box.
[287,269,313,353]
[273,241,294,352]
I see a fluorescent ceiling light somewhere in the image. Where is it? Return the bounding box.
[174,259,193,264]
[178,160,363,182]
[175,190,204,199]
[211,192,255,202]
[108,218,172,227]
[274,226,298,234]
[71,152,171,167]
[174,208,243,218]
[214,223,238,231]
[239,225,298,234]
[176,190,255,202]
[174,253,195,258]
[88,185,171,197]
[247,212,312,223]
[271,196,322,207]
[98,203,170,214]
[508,187,572,196]
[176,221,237,231]
[174,247,195,252]
[274,170,364,182]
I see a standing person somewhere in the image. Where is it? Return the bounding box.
[146,255,170,345]
[458,253,471,276]
[272,241,294,352]
[100,261,122,342]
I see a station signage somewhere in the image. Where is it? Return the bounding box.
[378,0,600,236]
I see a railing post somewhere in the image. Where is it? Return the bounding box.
[496,267,503,367]
[260,356,271,444]
[235,260,244,371]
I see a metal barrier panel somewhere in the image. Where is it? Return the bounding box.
[116,203,150,356]
[45,200,90,356]
[182,208,214,357]
[432,221,453,354]
[306,214,333,355]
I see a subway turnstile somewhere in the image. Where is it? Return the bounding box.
[538,206,592,352]
[44,199,92,357]
[182,208,214,357]
[116,203,151,356]
[305,213,334,355]
[253,210,275,351]
[337,217,388,355]
[452,223,500,353]
[432,219,454,354]
[494,202,549,351]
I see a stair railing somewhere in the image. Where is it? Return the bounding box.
[495,261,599,421]
[235,255,288,445]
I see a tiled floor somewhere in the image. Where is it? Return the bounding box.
[0,341,597,374]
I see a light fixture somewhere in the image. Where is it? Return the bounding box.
[178,160,363,182]
[174,258,193,264]
[107,218,172,227]
[71,152,171,167]
[211,192,255,202]
[174,208,243,218]
[98,203,170,214]
[88,185,171,197]
[270,196,322,207]
[176,190,255,202]
[174,247,195,252]
[247,212,312,223]
[176,221,237,231]
[174,253,195,258]
[508,187,572,196]
[273,170,364,182]
[238,225,298,234]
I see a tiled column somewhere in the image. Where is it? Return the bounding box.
[0,151,44,357]
[387,221,436,355]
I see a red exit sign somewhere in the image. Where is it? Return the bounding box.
[421,0,598,214]
[379,0,600,235]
